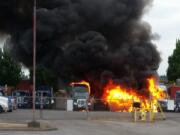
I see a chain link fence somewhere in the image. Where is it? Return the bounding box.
[11,96,137,112]
[0,95,170,122]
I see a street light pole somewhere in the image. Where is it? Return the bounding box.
[28,0,41,128]
[32,0,37,122]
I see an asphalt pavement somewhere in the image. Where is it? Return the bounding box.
[0,110,180,135]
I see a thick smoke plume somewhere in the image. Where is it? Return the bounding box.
[0,0,160,97]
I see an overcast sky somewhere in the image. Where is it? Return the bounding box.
[144,0,180,75]
[0,0,179,76]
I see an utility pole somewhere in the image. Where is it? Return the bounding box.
[28,0,39,127]
[32,0,37,123]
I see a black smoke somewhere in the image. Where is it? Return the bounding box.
[0,0,160,97]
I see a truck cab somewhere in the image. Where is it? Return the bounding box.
[35,86,54,109]
[12,90,31,108]
[70,82,90,111]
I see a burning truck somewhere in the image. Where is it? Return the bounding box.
[102,77,167,112]
[69,77,167,112]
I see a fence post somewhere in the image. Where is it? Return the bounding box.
[86,98,89,120]
[109,98,112,112]
[40,92,43,119]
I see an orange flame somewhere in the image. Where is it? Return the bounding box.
[103,77,167,112]
[70,80,91,93]
[147,77,168,112]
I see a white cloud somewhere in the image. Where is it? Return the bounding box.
[144,0,180,75]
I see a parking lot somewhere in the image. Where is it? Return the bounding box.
[0,109,180,135]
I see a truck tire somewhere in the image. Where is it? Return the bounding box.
[174,107,179,112]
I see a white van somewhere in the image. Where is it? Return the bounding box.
[0,90,9,112]
[0,96,9,112]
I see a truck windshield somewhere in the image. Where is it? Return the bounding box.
[74,92,89,98]
[73,86,89,93]
[13,91,29,96]
[36,91,51,97]
[73,86,89,98]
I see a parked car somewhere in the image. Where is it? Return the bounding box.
[0,105,3,113]
[0,96,9,112]
[0,90,12,112]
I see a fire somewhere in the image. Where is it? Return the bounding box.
[147,78,167,112]
[103,77,166,112]
[147,78,167,100]
[70,80,91,93]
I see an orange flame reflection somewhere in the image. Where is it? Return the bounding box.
[103,77,166,112]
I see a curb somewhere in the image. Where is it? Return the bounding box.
[0,122,57,131]
[0,127,58,131]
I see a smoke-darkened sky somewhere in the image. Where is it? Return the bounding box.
[0,0,161,94]
[0,0,179,76]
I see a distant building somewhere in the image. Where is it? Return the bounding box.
[15,80,33,93]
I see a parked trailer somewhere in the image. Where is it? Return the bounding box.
[168,86,180,99]
[174,91,180,112]
[167,86,180,112]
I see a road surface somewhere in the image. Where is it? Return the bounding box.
[0,110,180,135]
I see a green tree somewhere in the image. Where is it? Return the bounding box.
[0,49,22,86]
[30,66,58,90]
[167,39,180,82]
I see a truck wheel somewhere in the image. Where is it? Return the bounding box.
[174,107,179,112]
